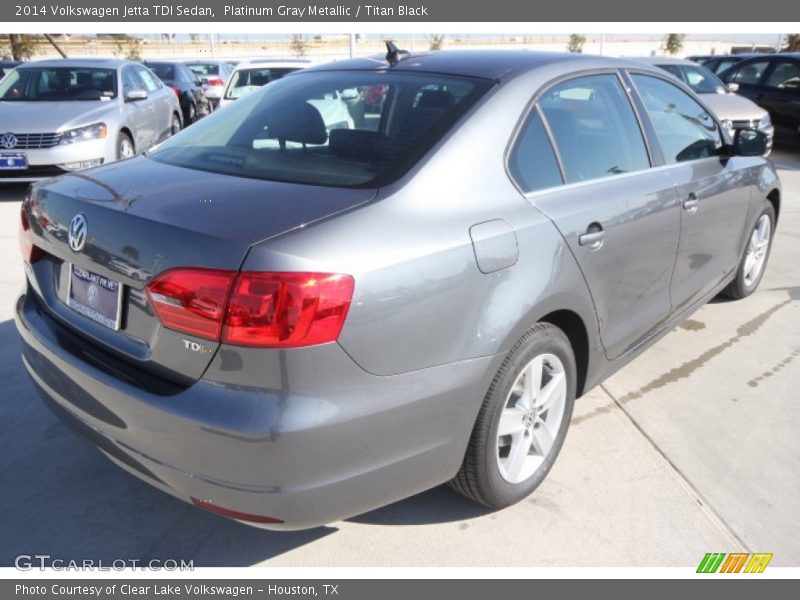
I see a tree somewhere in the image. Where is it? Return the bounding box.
[427,34,445,51]
[289,34,309,58]
[7,34,38,61]
[783,34,800,52]
[567,34,586,53]
[663,33,684,55]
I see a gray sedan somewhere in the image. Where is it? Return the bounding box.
[16,49,779,529]
[0,58,182,182]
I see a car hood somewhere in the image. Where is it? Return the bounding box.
[0,99,119,133]
[701,93,768,122]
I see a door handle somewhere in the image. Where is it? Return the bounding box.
[683,193,699,214]
[579,223,605,249]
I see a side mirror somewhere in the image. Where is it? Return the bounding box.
[125,89,148,102]
[733,128,768,157]
[727,82,740,93]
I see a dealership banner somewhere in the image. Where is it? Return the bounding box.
[4,580,799,599]
[2,0,794,22]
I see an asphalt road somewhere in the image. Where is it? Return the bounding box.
[0,148,798,567]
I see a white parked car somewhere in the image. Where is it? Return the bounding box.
[219,59,310,108]
[0,58,182,182]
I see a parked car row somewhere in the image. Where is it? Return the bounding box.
[0,56,309,182]
[689,52,800,146]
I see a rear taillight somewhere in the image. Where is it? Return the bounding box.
[170,85,181,97]
[207,77,224,87]
[19,204,43,263]
[146,269,354,348]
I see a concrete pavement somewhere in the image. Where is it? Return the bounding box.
[0,148,797,567]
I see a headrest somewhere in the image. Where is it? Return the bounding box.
[329,129,392,160]
[416,90,456,110]
[264,101,327,146]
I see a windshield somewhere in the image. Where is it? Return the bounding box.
[660,64,727,94]
[150,70,492,188]
[224,67,301,99]
[0,66,117,101]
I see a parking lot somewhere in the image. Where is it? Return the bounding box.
[0,147,798,568]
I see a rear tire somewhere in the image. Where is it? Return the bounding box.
[722,202,775,300]
[451,323,576,509]
[187,102,197,124]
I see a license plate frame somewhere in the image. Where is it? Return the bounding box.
[0,152,28,170]
[66,264,123,331]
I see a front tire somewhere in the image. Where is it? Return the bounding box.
[170,112,182,136]
[116,132,134,160]
[451,323,576,509]
[722,202,775,300]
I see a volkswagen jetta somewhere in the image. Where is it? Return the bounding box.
[16,49,780,529]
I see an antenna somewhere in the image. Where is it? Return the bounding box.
[385,40,409,66]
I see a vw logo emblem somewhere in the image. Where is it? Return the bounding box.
[0,133,17,149]
[68,214,88,252]
[87,284,99,307]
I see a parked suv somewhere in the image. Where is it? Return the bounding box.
[219,59,309,108]
[719,53,800,144]
[635,56,773,154]
[0,58,182,182]
[17,51,779,529]
[144,60,212,125]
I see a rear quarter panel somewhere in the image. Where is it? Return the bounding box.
[242,67,605,380]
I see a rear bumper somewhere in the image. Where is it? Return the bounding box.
[14,288,499,529]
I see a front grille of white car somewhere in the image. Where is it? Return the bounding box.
[6,133,62,149]
[730,119,759,129]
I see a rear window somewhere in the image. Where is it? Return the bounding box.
[224,67,301,99]
[187,63,220,76]
[146,63,175,81]
[150,70,492,188]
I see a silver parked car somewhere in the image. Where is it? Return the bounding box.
[0,58,182,182]
[16,50,779,529]
[635,56,774,153]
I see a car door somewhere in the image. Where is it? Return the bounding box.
[629,73,752,313]
[517,73,681,360]
[135,64,172,142]
[722,58,772,106]
[759,58,800,140]
[120,65,155,149]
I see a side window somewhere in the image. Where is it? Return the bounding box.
[508,108,563,193]
[715,58,738,75]
[121,67,145,95]
[765,61,800,89]
[537,74,650,184]
[728,60,770,85]
[632,74,722,164]
[135,66,161,93]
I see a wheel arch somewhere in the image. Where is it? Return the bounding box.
[539,309,590,398]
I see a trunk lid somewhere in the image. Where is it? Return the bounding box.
[25,156,375,384]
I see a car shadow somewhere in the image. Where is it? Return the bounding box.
[0,317,490,566]
[0,183,29,203]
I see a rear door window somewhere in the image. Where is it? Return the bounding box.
[765,60,800,89]
[508,109,563,193]
[728,60,770,85]
[631,74,723,163]
[537,74,650,184]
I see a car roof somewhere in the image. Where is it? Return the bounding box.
[17,57,129,69]
[631,56,696,66]
[233,58,312,69]
[304,50,661,81]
